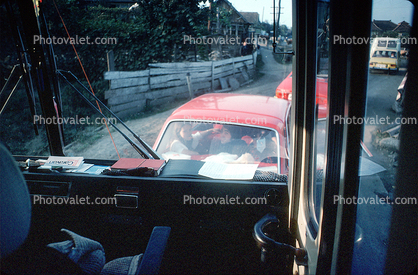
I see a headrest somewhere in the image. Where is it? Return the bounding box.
[0,143,31,258]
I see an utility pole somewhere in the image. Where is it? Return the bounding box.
[277,0,281,40]
[272,0,283,52]
[208,0,212,32]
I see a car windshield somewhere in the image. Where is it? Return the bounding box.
[156,121,283,173]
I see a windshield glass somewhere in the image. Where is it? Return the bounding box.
[156,121,282,173]
[372,50,397,58]
[1,0,293,164]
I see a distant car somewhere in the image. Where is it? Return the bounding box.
[153,93,292,174]
[369,50,400,74]
[275,72,328,117]
[369,37,401,74]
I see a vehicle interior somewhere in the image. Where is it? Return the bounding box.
[0,0,416,274]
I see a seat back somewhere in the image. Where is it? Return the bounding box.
[0,143,31,258]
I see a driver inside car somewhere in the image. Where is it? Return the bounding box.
[209,125,248,156]
[246,129,278,163]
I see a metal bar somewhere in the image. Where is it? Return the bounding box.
[273,50,294,55]
[59,70,161,159]
[0,76,22,117]
[0,65,19,97]
[5,2,39,136]
[58,72,152,159]
[15,0,64,155]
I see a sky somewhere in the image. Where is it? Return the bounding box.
[227,0,414,27]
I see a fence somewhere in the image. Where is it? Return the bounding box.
[104,52,257,118]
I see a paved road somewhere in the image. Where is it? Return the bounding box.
[233,46,291,96]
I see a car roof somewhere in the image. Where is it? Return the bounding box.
[166,93,290,130]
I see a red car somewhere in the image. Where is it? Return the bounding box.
[275,72,328,116]
[153,93,292,174]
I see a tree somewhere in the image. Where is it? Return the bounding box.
[39,0,210,78]
[261,21,273,35]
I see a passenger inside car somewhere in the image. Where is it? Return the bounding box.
[170,123,219,155]
[209,125,248,156]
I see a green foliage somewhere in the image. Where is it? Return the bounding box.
[40,0,210,80]
[279,25,290,36]
[261,21,273,34]
[215,5,233,30]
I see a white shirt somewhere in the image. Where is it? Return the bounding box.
[170,132,203,154]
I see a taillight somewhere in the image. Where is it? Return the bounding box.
[276,89,291,100]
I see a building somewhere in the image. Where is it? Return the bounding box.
[371,19,411,37]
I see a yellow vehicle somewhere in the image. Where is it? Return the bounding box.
[369,38,401,74]
[369,49,400,73]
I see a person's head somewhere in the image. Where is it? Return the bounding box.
[176,123,193,141]
[220,125,240,144]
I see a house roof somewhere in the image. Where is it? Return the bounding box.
[393,21,412,33]
[240,12,260,25]
[372,20,398,32]
[216,0,251,25]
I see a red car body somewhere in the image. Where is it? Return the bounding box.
[153,93,291,174]
[275,72,328,118]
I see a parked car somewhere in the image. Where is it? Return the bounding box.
[153,93,292,174]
